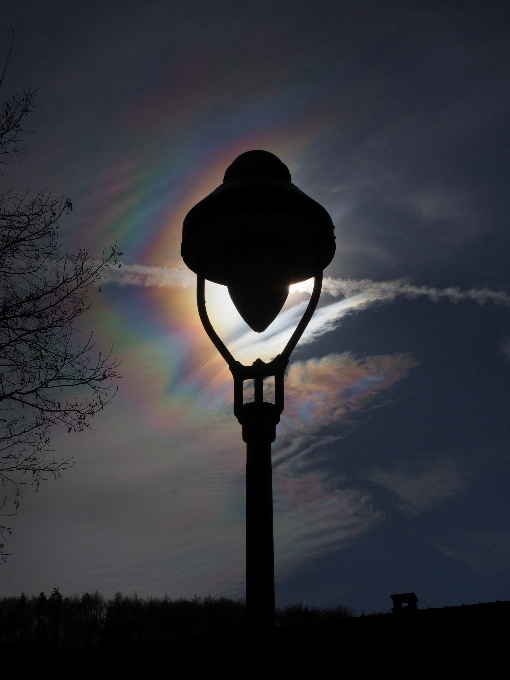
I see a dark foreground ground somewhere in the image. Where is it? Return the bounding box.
[3,602,508,676]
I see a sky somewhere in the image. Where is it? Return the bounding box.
[1,0,510,615]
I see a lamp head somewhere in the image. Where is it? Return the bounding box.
[182,150,335,332]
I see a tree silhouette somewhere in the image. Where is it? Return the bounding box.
[0,44,120,556]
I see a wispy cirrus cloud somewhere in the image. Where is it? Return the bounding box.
[269,352,416,565]
[370,457,467,515]
[273,474,380,572]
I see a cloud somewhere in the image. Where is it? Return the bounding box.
[501,338,510,362]
[435,531,510,576]
[370,458,466,515]
[273,474,380,572]
[291,276,510,306]
[274,352,417,462]
[268,352,416,566]
[275,278,510,353]
[103,264,196,288]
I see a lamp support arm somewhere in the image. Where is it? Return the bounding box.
[280,244,323,363]
[197,273,237,368]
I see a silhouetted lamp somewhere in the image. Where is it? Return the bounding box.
[182,150,336,634]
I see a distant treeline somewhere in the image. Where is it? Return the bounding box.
[0,589,353,656]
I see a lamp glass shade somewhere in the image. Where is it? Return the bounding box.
[225,232,291,331]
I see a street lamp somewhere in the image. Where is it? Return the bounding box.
[181,150,335,634]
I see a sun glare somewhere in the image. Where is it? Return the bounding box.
[289,278,314,295]
[205,280,248,338]
[203,277,318,365]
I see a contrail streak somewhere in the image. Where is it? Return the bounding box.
[105,265,510,307]
[103,264,195,288]
[291,276,510,306]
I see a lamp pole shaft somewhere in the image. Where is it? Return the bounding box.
[246,434,275,633]
[240,400,278,634]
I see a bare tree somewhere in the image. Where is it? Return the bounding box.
[0,53,120,556]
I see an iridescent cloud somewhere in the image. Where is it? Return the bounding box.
[270,352,416,568]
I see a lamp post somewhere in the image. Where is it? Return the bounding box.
[181,150,335,634]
